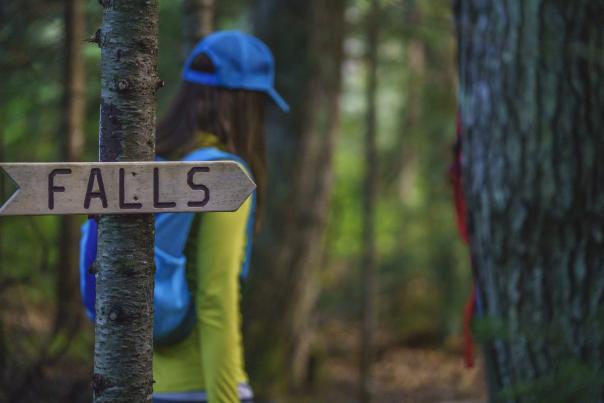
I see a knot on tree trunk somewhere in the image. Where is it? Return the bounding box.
[154,79,165,94]
[115,79,131,92]
[86,29,102,47]
[88,262,99,276]
[108,305,126,323]
[98,0,113,9]
[92,373,111,396]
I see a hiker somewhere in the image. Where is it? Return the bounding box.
[80,30,288,403]
[151,31,288,403]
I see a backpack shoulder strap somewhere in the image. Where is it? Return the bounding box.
[181,147,256,278]
[156,148,256,274]
[155,147,232,255]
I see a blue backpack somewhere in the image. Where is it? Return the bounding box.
[79,147,256,345]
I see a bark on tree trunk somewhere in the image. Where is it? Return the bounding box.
[182,0,215,57]
[0,125,3,265]
[92,1,159,401]
[55,0,85,335]
[456,1,604,401]
[246,0,346,393]
[360,1,379,401]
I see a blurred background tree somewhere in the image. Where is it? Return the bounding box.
[0,0,481,402]
[244,0,347,395]
[359,0,380,401]
[55,0,85,341]
[182,0,215,56]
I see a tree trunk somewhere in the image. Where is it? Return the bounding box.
[456,1,604,401]
[182,0,215,56]
[55,0,85,335]
[0,125,3,259]
[92,1,159,402]
[390,9,423,195]
[360,1,379,401]
[246,0,346,394]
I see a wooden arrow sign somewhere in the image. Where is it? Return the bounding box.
[0,161,255,216]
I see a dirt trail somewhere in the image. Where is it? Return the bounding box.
[292,321,487,403]
[318,347,486,403]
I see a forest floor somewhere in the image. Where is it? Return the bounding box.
[2,298,487,403]
[297,347,487,403]
[289,321,487,403]
[16,347,486,403]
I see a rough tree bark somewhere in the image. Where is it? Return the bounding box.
[0,125,3,276]
[246,0,346,393]
[55,0,85,335]
[92,1,159,402]
[456,1,604,401]
[360,1,379,401]
[182,0,215,56]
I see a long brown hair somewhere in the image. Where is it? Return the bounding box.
[156,54,266,225]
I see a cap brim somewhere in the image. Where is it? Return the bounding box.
[267,88,290,112]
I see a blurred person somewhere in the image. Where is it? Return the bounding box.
[151,31,289,403]
[80,30,288,403]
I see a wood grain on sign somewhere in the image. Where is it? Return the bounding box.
[0,161,255,216]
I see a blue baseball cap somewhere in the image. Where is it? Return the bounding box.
[183,30,290,112]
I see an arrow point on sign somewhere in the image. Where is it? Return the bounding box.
[232,163,257,211]
[0,161,257,216]
[0,166,21,215]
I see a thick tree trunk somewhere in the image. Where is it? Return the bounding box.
[456,1,604,402]
[360,1,379,401]
[55,0,85,335]
[92,1,159,402]
[182,0,215,56]
[246,0,346,393]
[0,125,3,258]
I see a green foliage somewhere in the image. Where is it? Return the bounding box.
[321,0,469,344]
[497,360,604,403]
[0,0,472,398]
[473,313,604,402]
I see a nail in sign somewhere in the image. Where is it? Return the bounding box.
[0,161,255,216]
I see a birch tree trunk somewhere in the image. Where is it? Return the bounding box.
[246,0,346,393]
[55,0,85,335]
[92,1,159,401]
[456,1,604,401]
[182,0,215,56]
[360,1,379,401]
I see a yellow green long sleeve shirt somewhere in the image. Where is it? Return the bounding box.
[153,197,252,402]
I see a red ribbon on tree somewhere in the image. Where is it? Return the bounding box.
[449,113,476,368]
